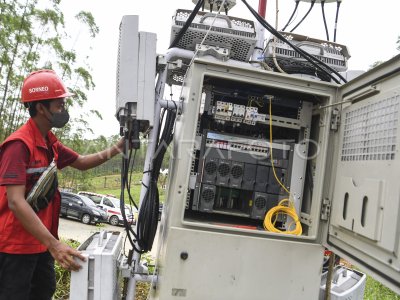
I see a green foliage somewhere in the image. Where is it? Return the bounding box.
[141,252,156,274]
[35,8,64,29]
[135,282,151,300]
[75,66,95,90]
[0,0,100,142]
[58,136,155,193]
[75,11,99,38]
[54,238,80,300]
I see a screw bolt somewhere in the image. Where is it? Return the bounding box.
[180,252,188,260]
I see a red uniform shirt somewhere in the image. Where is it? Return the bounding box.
[0,118,79,254]
[0,141,77,185]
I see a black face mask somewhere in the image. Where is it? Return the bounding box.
[44,107,70,128]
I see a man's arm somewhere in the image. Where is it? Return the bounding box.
[70,138,124,171]
[7,185,85,271]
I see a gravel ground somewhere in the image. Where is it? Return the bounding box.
[58,217,159,257]
[58,217,125,243]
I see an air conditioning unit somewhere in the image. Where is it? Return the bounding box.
[171,9,256,62]
[70,231,124,300]
[168,9,257,85]
[264,32,350,81]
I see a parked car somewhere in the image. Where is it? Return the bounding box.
[125,203,138,222]
[60,191,108,225]
[77,191,135,226]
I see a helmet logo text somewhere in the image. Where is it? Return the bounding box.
[29,86,49,93]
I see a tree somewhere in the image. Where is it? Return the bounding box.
[0,0,100,141]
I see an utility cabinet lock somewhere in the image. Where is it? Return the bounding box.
[330,108,340,131]
[321,198,331,221]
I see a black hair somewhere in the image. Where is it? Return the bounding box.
[26,99,51,117]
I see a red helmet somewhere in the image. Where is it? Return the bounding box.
[21,69,73,103]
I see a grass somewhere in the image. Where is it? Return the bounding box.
[54,239,80,300]
[364,275,400,300]
[339,259,400,299]
[54,237,151,300]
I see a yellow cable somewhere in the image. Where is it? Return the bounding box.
[263,97,302,236]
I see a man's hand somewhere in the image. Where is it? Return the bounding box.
[48,240,86,271]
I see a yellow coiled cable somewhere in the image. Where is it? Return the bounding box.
[263,97,302,236]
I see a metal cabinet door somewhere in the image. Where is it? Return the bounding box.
[324,54,400,294]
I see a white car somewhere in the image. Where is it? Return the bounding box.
[77,191,134,226]
[125,204,139,221]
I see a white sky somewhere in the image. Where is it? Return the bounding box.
[60,0,400,138]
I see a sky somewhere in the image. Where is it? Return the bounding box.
[60,0,400,138]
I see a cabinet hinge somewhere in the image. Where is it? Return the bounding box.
[330,108,340,131]
[321,198,331,221]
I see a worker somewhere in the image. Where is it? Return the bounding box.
[0,69,124,299]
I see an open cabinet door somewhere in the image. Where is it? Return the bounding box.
[324,54,400,294]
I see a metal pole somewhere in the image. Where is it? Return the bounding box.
[126,47,194,300]
[251,0,267,65]
[159,99,182,111]
[258,0,267,18]
[137,47,195,217]
[324,253,335,300]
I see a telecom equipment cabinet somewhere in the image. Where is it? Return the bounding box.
[152,54,400,300]
[70,231,124,300]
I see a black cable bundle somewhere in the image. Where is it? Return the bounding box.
[321,0,330,41]
[120,130,143,253]
[333,0,342,42]
[136,109,177,252]
[152,109,176,181]
[290,0,315,32]
[137,179,159,252]
[281,0,300,31]
[241,0,347,84]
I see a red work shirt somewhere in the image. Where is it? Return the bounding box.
[0,118,79,254]
[0,141,77,185]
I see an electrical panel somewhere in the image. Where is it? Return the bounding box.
[185,75,312,229]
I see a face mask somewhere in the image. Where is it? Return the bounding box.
[44,107,70,128]
[50,110,70,128]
